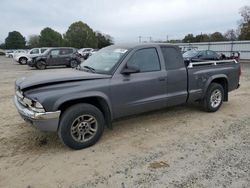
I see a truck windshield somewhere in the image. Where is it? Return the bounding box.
[80,46,128,74]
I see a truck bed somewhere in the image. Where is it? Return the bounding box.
[187,59,240,102]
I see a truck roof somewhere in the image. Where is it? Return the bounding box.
[110,43,178,49]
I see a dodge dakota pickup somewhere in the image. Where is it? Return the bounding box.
[14,43,241,149]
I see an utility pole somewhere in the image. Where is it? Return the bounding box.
[138,36,142,43]
[149,36,152,42]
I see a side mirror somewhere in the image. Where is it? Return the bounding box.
[121,65,140,75]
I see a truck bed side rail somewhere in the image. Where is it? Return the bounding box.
[188,59,238,68]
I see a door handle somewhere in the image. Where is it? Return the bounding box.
[158,76,166,81]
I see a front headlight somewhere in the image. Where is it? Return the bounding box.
[30,100,45,113]
[16,90,45,113]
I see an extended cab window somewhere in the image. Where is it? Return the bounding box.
[127,48,160,72]
[161,47,183,69]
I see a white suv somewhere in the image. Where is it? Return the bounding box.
[14,48,48,64]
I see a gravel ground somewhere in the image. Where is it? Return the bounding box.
[0,57,249,188]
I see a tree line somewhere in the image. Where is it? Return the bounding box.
[171,6,250,43]
[0,21,113,49]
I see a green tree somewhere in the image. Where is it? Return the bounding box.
[96,32,113,49]
[0,43,5,49]
[64,21,97,48]
[210,32,226,41]
[28,35,40,48]
[194,34,210,42]
[39,27,63,47]
[182,34,195,43]
[5,31,26,49]
[238,6,250,40]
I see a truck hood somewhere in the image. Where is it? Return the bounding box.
[16,69,111,90]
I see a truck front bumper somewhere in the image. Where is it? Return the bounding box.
[14,96,61,132]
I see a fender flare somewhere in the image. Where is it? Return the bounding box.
[52,91,113,124]
[203,74,228,98]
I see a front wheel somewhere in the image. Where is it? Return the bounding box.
[58,103,105,149]
[202,83,224,112]
[19,57,28,65]
[70,60,78,68]
[36,61,46,70]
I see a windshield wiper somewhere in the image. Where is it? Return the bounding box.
[82,65,96,73]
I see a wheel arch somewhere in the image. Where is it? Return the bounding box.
[204,75,228,101]
[55,94,113,129]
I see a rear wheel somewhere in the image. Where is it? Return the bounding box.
[36,61,46,70]
[202,83,224,112]
[58,103,105,149]
[19,57,28,65]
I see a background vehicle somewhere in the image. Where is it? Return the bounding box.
[183,50,220,62]
[78,48,94,59]
[181,46,198,53]
[14,48,48,65]
[220,51,241,62]
[6,49,26,58]
[88,49,99,57]
[0,49,5,56]
[14,43,240,149]
[28,47,80,69]
[5,50,14,57]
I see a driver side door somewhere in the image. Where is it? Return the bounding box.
[110,47,167,119]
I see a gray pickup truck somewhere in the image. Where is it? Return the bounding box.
[14,43,241,149]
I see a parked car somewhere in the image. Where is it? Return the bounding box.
[181,46,198,53]
[78,48,93,59]
[6,49,26,58]
[5,50,14,58]
[14,43,240,149]
[27,47,81,69]
[14,48,48,65]
[183,50,220,63]
[0,49,5,56]
[220,51,241,62]
[89,49,99,57]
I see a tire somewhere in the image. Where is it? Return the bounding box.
[19,57,28,65]
[36,61,46,70]
[70,60,78,68]
[9,55,13,58]
[58,103,105,150]
[202,83,224,112]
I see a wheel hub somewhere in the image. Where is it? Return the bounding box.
[70,115,98,143]
[210,89,222,108]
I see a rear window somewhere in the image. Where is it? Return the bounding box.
[161,47,184,70]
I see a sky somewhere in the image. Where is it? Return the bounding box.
[0,0,249,44]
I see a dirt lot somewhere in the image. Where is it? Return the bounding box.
[0,57,249,188]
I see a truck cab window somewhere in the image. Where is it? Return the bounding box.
[161,47,183,69]
[127,48,160,72]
